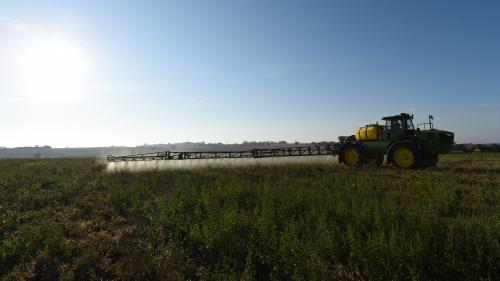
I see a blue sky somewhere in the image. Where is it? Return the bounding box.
[0,0,498,147]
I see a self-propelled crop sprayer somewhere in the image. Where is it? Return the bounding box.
[107,113,455,169]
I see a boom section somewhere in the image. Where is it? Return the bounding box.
[106,144,338,162]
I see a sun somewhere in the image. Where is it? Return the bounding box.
[16,37,88,101]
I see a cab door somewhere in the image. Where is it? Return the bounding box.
[384,119,405,141]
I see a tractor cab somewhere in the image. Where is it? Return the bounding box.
[382,113,415,141]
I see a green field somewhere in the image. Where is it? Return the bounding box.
[0,154,499,280]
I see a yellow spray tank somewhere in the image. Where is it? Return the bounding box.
[355,124,384,141]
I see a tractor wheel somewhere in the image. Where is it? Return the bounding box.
[367,154,384,166]
[341,144,365,167]
[389,143,420,169]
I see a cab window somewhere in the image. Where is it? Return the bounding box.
[391,119,403,129]
[405,119,414,130]
[385,120,391,129]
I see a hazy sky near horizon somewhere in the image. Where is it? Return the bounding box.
[1,0,499,147]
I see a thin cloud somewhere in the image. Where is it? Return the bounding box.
[88,83,170,93]
[189,97,206,104]
[247,63,315,82]
[0,16,42,32]
[88,83,207,104]
[477,102,500,108]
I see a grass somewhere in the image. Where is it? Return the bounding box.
[0,153,499,280]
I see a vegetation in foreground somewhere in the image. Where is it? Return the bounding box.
[0,154,499,280]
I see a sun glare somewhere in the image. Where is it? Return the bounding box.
[16,37,88,101]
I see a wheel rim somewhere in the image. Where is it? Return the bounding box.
[344,148,360,166]
[393,147,414,168]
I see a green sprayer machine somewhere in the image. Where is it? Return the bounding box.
[107,113,454,168]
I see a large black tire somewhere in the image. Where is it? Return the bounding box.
[340,143,366,167]
[389,143,420,169]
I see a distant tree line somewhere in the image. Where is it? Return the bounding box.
[452,143,500,153]
[8,145,52,149]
